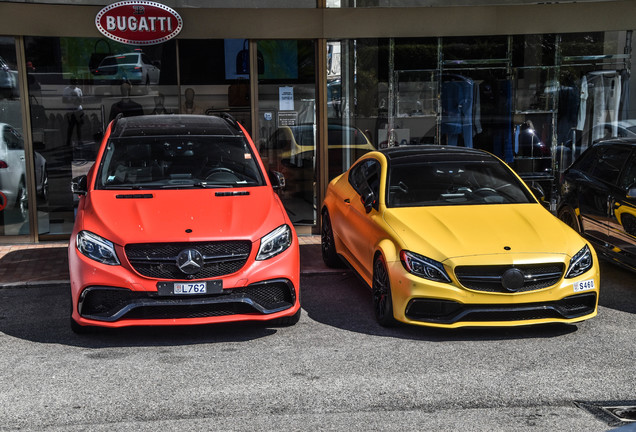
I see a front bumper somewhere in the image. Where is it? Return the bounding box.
[387,258,600,328]
[79,279,297,322]
[69,237,300,328]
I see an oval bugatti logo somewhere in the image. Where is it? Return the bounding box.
[95,1,183,46]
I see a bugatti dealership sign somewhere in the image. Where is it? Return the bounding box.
[95,1,183,45]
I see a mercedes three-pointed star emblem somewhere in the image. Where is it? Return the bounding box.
[176,249,204,275]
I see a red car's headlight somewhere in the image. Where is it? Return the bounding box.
[76,230,120,266]
[257,224,292,261]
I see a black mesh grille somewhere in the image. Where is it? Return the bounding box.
[405,292,597,324]
[124,241,251,279]
[79,281,295,322]
[454,263,565,293]
[124,303,256,320]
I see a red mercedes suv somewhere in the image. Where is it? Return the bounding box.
[69,114,300,332]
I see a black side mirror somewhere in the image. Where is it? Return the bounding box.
[269,170,286,190]
[361,190,376,213]
[71,175,87,195]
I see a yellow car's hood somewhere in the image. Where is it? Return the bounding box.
[383,204,584,262]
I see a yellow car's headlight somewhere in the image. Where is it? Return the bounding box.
[565,245,593,279]
[400,250,451,283]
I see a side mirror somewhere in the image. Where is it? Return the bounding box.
[361,190,376,213]
[269,170,286,190]
[71,175,87,195]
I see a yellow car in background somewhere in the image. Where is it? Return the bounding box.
[321,146,600,328]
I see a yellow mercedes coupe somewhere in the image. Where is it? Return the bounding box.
[321,146,600,328]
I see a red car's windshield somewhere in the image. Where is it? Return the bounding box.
[96,135,265,189]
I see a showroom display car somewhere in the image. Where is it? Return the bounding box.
[558,138,636,272]
[0,123,47,220]
[91,52,160,86]
[321,146,600,328]
[69,114,300,332]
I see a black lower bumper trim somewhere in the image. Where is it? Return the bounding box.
[78,279,296,322]
[405,292,597,324]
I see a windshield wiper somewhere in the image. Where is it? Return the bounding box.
[101,185,144,190]
[194,182,233,188]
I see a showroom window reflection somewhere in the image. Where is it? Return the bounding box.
[327,31,635,205]
[0,36,29,237]
[24,36,179,237]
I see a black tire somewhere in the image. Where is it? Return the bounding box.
[70,290,92,334]
[372,255,398,327]
[70,316,92,334]
[271,307,301,327]
[558,206,581,233]
[321,209,344,268]
[16,182,28,220]
[39,166,48,201]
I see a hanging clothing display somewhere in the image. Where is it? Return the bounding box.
[557,83,580,146]
[577,70,623,147]
[441,75,474,148]
[492,79,513,163]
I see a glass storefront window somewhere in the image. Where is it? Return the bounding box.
[0,36,30,237]
[326,0,604,7]
[257,40,316,228]
[330,31,634,207]
[178,39,252,133]
[25,36,178,237]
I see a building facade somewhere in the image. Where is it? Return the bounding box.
[0,0,635,242]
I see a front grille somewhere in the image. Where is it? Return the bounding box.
[405,292,597,324]
[78,280,295,322]
[454,263,565,293]
[125,241,251,280]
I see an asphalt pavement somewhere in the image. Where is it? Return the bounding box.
[0,238,635,431]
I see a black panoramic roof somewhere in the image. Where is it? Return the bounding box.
[590,137,636,148]
[381,145,496,164]
[110,114,242,138]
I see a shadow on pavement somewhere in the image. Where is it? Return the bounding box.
[0,283,279,348]
[597,260,636,315]
[300,272,580,342]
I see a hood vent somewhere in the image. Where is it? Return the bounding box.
[116,194,154,199]
[215,191,250,197]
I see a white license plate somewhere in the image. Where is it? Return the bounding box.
[174,282,207,294]
[573,279,595,292]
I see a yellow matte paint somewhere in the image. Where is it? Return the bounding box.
[324,151,600,328]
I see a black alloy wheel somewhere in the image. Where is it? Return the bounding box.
[372,255,397,327]
[321,210,343,268]
[558,206,581,233]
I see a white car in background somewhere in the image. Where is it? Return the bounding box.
[91,52,161,86]
[0,124,47,220]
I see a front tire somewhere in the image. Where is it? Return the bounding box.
[271,307,301,326]
[372,255,397,327]
[16,182,28,220]
[321,209,344,268]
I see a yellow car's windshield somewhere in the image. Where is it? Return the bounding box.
[387,157,534,207]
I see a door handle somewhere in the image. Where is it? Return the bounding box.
[344,198,351,204]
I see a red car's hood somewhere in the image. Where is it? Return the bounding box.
[80,187,287,245]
